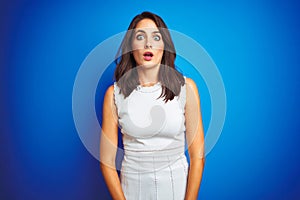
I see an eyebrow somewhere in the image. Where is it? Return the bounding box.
[135,30,161,34]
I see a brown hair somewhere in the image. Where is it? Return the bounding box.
[114,11,184,102]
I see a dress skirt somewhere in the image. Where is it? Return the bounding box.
[120,150,189,200]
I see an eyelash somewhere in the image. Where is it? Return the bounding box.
[135,34,161,41]
[153,35,160,41]
[136,34,144,40]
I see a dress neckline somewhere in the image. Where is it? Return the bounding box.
[136,82,161,93]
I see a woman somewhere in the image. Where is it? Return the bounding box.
[100,11,205,200]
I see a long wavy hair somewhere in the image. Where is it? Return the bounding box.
[114,11,184,102]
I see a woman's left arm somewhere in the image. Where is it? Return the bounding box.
[184,78,205,200]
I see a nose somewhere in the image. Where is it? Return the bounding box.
[145,39,152,49]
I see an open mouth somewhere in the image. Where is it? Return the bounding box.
[143,52,153,57]
[143,52,153,61]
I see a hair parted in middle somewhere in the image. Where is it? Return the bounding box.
[114,11,185,102]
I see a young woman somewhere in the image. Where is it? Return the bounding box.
[100,11,205,200]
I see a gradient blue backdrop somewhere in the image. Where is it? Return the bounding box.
[1,0,300,199]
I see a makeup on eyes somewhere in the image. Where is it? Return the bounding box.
[134,30,162,41]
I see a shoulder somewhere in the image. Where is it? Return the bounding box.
[103,84,115,104]
[185,77,200,104]
[105,84,114,96]
[102,84,119,125]
[185,77,196,87]
[185,77,199,93]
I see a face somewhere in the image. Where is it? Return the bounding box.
[131,18,164,68]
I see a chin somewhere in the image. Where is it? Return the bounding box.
[140,62,160,69]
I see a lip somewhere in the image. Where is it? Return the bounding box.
[143,51,154,61]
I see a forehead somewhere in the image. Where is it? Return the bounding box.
[135,18,159,31]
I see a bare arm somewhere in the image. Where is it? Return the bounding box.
[184,78,205,200]
[100,85,126,200]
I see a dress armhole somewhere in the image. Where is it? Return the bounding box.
[113,82,121,115]
[179,76,187,112]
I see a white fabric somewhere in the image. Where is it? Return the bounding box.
[114,78,188,200]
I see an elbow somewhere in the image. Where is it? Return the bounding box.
[189,156,205,167]
[100,162,106,173]
[100,158,116,172]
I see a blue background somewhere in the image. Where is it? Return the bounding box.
[1,0,300,199]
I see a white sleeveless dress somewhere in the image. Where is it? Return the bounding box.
[113,79,188,200]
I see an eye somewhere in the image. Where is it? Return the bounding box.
[153,35,161,41]
[136,34,145,40]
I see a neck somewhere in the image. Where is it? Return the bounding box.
[137,64,160,86]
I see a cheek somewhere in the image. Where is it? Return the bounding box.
[132,40,144,50]
[155,45,164,57]
[133,48,143,55]
[154,42,164,57]
[132,50,143,64]
[153,41,164,50]
[156,49,164,60]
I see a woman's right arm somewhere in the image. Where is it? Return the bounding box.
[100,85,126,200]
